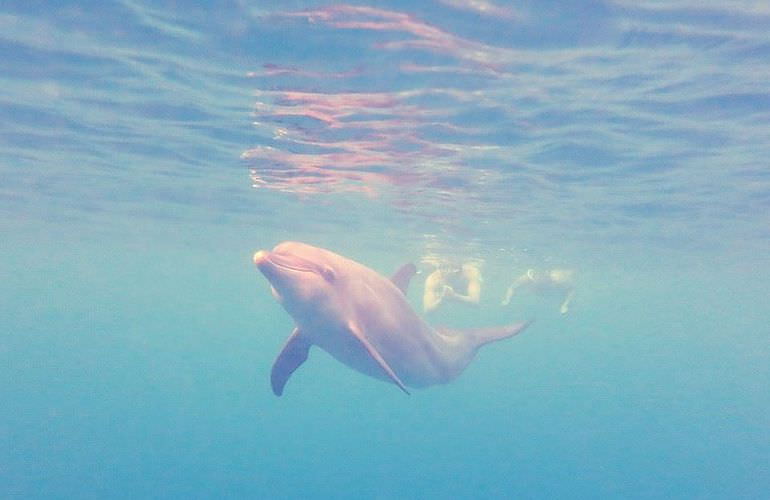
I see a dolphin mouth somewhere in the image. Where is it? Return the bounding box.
[253,250,319,275]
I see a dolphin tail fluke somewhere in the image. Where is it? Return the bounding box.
[454,320,533,349]
[271,327,311,396]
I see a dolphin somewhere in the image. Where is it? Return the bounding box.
[253,241,530,395]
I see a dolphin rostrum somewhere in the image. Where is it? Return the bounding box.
[253,241,531,395]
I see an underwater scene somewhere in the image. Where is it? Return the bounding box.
[2,1,769,498]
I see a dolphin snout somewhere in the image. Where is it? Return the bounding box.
[253,250,269,267]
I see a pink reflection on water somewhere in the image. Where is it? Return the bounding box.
[246,85,490,197]
[282,5,513,70]
[245,143,435,198]
[246,5,510,201]
[247,63,364,80]
[274,90,403,129]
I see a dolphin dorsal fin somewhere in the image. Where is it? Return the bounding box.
[271,327,311,396]
[390,263,417,295]
[347,321,410,395]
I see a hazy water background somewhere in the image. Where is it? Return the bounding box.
[2,1,769,498]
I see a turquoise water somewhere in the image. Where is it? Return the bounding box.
[2,1,769,498]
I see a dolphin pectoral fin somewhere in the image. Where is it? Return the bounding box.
[346,321,410,395]
[271,327,311,396]
[390,263,417,295]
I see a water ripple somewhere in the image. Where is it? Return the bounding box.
[1,1,768,253]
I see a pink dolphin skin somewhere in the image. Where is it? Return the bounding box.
[253,241,531,395]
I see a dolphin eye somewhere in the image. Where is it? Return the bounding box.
[321,266,336,282]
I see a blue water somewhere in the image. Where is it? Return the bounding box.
[2,1,769,498]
